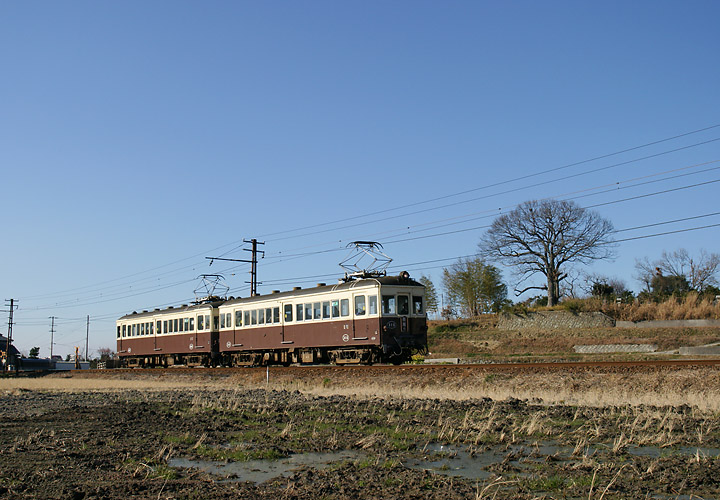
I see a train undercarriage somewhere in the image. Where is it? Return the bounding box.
[120,344,425,368]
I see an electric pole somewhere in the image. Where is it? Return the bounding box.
[49,316,56,359]
[4,299,18,372]
[206,238,265,296]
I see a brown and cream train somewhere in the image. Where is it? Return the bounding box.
[116,273,427,367]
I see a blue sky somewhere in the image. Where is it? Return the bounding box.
[1,1,719,357]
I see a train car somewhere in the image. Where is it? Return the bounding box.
[217,272,427,366]
[116,300,222,367]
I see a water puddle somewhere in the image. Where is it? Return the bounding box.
[169,450,363,484]
[170,442,720,485]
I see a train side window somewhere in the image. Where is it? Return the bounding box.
[313,302,321,320]
[368,295,378,315]
[398,295,409,315]
[355,296,366,316]
[197,316,204,331]
[296,304,303,321]
[251,310,257,325]
[273,307,280,323]
[189,317,195,331]
[340,299,349,317]
[174,319,179,332]
[265,308,272,324]
[150,322,154,335]
[244,311,250,327]
[236,310,242,328]
[156,321,161,334]
[413,296,424,314]
[382,295,396,314]
[258,309,265,324]
[284,304,293,322]
[305,303,312,320]
[186,318,191,331]
[140,323,145,336]
[131,324,136,336]
[322,301,330,319]
[180,318,186,332]
[331,300,340,318]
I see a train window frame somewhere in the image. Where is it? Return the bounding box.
[251,310,257,325]
[331,300,340,318]
[305,303,312,321]
[258,309,265,324]
[296,304,303,321]
[235,310,242,328]
[265,308,272,324]
[220,314,225,329]
[156,321,161,334]
[174,319,179,332]
[355,295,366,316]
[382,295,396,315]
[284,304,293,322]
[413,295,424,314]
[205,315,210,330]
[226,313,232,328]
[189,317,195,331]
[140,323,145,336]
[322,301,331,319]
[368,295,378,315]
[273,307,280,323]
[179,318,184,332]
[122,325,126,338]
[313,302,321,320]
[341,298,350,317]
[398,295,409,315]
[244,311,251,327]
[197,316,204,331]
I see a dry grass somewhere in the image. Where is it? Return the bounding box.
[561,293,720,321]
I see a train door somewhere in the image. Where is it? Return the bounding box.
[397,294,410,334]
[281,302,293,345]
[352,294,369,340]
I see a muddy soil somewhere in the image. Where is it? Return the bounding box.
[2,379,720,500]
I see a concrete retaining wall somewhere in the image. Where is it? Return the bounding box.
[497,311,615,330]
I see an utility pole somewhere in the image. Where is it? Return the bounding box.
[49,316,56,359]
[244,238,265,296]
[4,299,18,372]
[206,238,265,296]
[85,315,89,361]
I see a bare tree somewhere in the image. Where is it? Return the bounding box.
[479,199,615,306]
[635,248,720,292]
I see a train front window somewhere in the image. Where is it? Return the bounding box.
[398,295,409,315]
[368,295,378,315]
[382,295,396,314]
[355,296,366,316]
[413,295,424,314]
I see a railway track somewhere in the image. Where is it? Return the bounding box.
[80,357,720,378]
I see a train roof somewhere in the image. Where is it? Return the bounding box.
[118,274,423,320]
[118,300,223,321]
